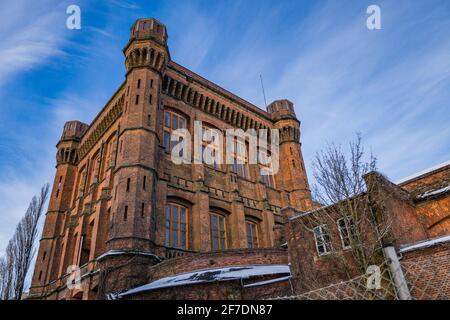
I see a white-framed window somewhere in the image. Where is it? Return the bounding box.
[337,217,355,250]
[313,224,332,256]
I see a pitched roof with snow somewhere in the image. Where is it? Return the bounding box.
[119,264,291,297]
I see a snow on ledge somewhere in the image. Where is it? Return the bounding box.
[399,235,450,254]
[119,264,291,297]
[416,184,450,200]
[96,250,161,262]
[242,275,292,288]
[395,160,450,185]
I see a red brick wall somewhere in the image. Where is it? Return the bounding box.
[120,248,290,299]
[401,242,450,299]
[145,248,288,284]
[127,277,292,300]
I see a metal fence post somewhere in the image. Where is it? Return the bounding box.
[383,246,412,300]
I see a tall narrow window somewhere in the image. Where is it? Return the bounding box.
[137,79,141,89]
[150,79,154,88]
[210,213,226,251]
[38,271,43,281]
[231,138,249,178]
[313,225,332,256]
[135,95,140,105]
[246,221,259,248]
[126,178,130,192]
[149,94,153,105]
[143,176,146,190]
[165,203,188,249]
[259,149,275,188]
[201,126,222,170]
[141,203,145,218]
[163,110,186,153]
[337,217,355,249]
[124,205,128,221]
[42,251,47,261]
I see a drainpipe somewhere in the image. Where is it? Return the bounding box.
[382,246,412,300]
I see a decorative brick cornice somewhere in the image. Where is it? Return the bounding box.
[77,97,124,161]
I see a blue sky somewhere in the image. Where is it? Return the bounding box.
[0,0,449,257]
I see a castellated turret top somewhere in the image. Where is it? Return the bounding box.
[267,99,297,121]
[61,121,88,140]
[130,18,168,45]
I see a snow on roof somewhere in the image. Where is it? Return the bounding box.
[396,160,450,185]
[289,205,330,221]
[119,264,291,297]
[242,275,291,288]
[399,234,450,254]
[96,250,161,262]
[416,184,450,200]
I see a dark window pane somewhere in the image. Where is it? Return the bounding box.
[172,114,178,129]
[180,207,186,224]
[165,112,170,127]
[163,131,170,151]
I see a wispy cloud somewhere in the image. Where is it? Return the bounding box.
[0,1,70,89]
[200,0,450,181]
[110,0,140,10]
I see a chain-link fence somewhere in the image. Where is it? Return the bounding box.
[269,248,449,300]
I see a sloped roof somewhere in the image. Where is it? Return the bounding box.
[120,264,291,297]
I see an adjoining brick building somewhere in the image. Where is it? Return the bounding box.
[29,18,313,300]
[286,161,450,299]
[29,18,449,300]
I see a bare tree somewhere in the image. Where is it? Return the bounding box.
[0,257,6,298]
[295,134,393,290]
[0,184,49,300]
[1,242,15,300]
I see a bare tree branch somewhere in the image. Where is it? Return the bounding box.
[0,184,49,300]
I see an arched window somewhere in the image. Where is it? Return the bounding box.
[165,203,188,249]
[246,220,259,248]
[163,110,186,153]
[210,213,226,251]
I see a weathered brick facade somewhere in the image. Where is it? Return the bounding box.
[28,17,449,301]
[29,18,312,300]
